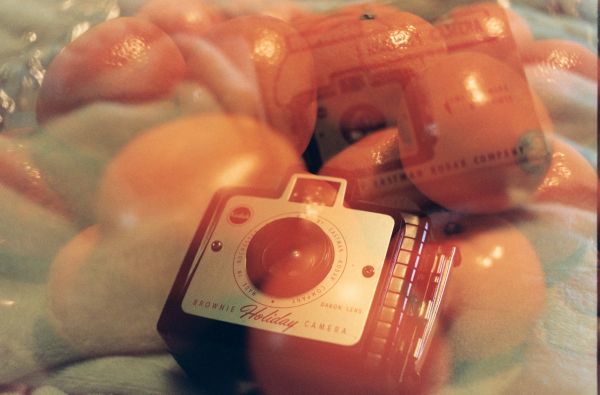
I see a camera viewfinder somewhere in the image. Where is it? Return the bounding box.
[289,178,340,207]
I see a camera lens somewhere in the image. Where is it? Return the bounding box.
[246,217,334,298]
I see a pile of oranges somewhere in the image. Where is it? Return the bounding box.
[5,1,595,394]
[33,0,596,216]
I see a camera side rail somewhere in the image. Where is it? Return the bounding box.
[363,213,459,384]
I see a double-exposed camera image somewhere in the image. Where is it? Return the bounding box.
[158,174,459,393]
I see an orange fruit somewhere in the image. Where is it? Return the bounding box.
[48,226,100,351]
[249,325,451,395]
[430,213,546,361]
[294,3,446,160]
[319,126,432,211]
[0,134,68,215]
[533,137,597,210]
[184,15,317,154]
[48,226,100,316]
[137,0,222,37]
[96,114,304,231]
[435,3,531,71]
[396,51,552,213]
[36,17,186,123]
[47,222,182,354]
[524,57,596,149]
[30,100,183,227]
[522,39,598,81]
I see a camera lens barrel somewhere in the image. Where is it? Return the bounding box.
[246,217,334,298]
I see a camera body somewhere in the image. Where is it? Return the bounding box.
[158,174,458,393]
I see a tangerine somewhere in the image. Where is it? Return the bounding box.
[36,17,186,123]
[249,322,451,395]
[431,213,546,361]
[319,126,431,212]
[435,2,531,71]
[0,134,68,215]
[522,39,598,81]
[524,60,597,148]
[96,114,304,231]
[187,15,317,154]
[533,137,597,210]
[47,223,179,354]
[294,3,446,160]
[396,51,552,213]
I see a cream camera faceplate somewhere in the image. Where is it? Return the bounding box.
[181,174,395,346]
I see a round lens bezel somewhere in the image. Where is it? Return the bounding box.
[233,212,347,308]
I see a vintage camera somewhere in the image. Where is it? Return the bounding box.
[158,174,459,394]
